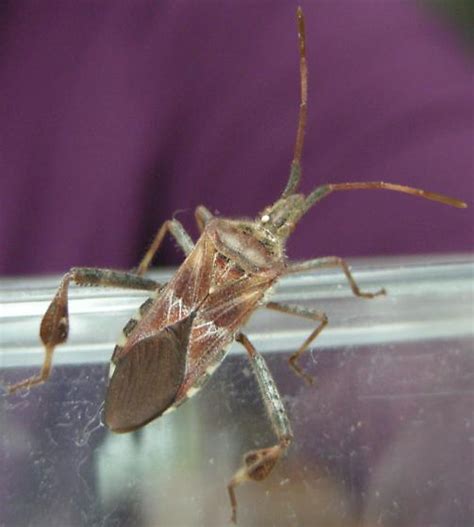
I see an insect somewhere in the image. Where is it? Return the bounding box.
[6,6,466,523]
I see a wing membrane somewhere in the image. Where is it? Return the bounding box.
[105,314,194,432]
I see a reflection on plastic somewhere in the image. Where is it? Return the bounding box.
[0,256,473,526]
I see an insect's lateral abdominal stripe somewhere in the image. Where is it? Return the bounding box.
[123,318,138,336]
[113,294,157,352]
[139,297,155,316]
[115,334,127,347]
[206,362,219,375]
[186,386,200,398]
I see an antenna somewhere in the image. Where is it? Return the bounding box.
[281,7,307,198]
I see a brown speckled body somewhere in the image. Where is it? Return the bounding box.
[112,218,285,406]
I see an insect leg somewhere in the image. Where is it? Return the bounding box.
[194,205,214,233]
[228,332,293,524]
[286,257,386,298]
[6,268,162,394]
[265,302,327,385]
[136,219,194,276]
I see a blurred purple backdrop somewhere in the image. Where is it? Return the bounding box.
[0,1,472,276]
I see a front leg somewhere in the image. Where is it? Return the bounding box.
[194,205,214,233]
[287,256,386,298]
[228,333,293,524]
[136,219,194,276]
[6,268,161,393]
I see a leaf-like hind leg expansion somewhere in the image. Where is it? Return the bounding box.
[194,205,214,233]
[136,219,194,276]
[228,333,293,524]
[287,256,386,298]
[265,302,328,385]
[6,268,162,394]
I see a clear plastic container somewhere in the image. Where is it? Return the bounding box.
[1,255,473,526]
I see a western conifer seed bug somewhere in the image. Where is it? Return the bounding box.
[6,7,467,523]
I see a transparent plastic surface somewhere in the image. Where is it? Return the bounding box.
[0,255,473,527]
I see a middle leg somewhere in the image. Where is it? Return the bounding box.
[265,301,327,384]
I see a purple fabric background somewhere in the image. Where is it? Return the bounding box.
[0,1,472,276]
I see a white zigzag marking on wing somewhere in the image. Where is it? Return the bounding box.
[165,290,187,321]
[193,319,221,341]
